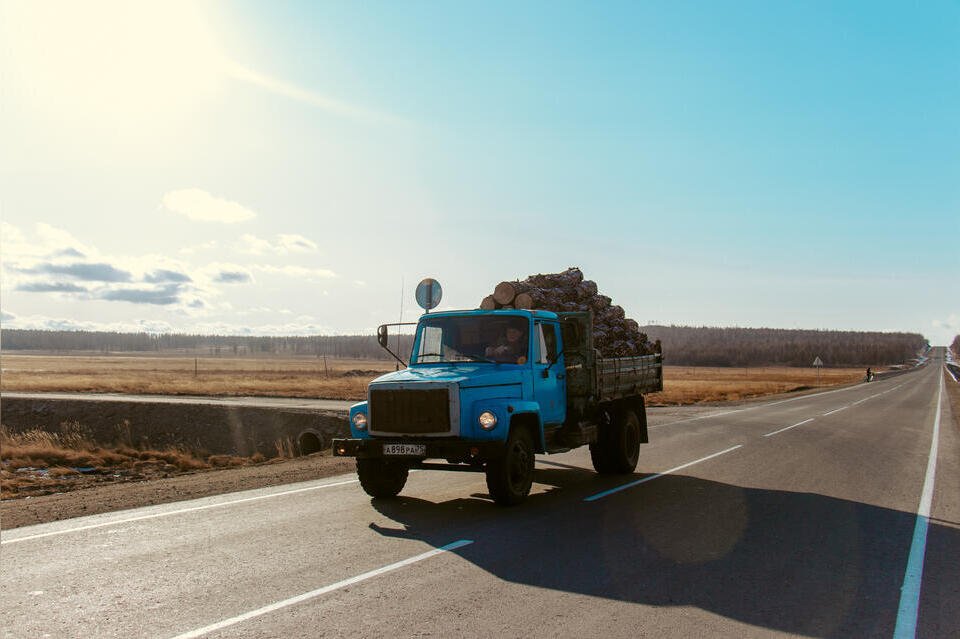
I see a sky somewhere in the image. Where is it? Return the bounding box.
[1,0,957,344]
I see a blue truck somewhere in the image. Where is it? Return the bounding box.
[333,308,663,505]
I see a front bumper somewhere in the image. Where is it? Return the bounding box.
[332,438,505,461]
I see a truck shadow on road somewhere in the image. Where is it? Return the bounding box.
[368,471,957,637]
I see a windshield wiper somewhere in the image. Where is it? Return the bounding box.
[456,353,497,363]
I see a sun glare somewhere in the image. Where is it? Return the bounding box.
[3,1,227,130]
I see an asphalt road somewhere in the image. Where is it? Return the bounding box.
[2,351,957,638]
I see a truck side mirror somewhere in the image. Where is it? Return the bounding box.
[377,325,389,348]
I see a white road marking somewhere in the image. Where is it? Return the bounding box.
[822,406,850,416]
[894,372,944,638]
[652,379,886,429]
[1,477,361,546]
[763,418,815,437]
[583,445,743,502]
[168,539,474,639]
[851,393,881,406]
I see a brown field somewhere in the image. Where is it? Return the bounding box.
[1,353,869,404]
[0,354,396,400]
[647,365,866,405]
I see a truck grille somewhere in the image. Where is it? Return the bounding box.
[370,388,450,434]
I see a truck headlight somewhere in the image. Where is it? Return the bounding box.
[478,411,498,430]
[352,412,368,430]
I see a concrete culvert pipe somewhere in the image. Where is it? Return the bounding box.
[298,430,325,456]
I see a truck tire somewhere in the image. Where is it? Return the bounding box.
[357,459,409,498]
[485,428,535,506]
[590,408,641,474]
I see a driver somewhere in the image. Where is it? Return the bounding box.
[485,326,527,362]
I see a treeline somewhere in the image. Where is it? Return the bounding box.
[641,325,927,367]
[0,327,927,367]
[952,335,959,357]
[0,329,413,360]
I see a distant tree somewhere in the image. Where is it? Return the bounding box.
[0,326,926,367]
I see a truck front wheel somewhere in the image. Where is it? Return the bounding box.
[590,408,641,474]
[485,429,535,506]
[357,459,409,498]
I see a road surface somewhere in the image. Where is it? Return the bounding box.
[2,350,956,638]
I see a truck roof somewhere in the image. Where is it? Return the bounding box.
[422,308,560,320]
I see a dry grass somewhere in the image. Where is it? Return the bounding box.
[0,354,872,404]
[1,354,394,400]
[0,421,268,500]
[648,365,866,405]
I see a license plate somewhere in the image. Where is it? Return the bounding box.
[383,443,426,456]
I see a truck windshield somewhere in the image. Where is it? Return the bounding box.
[414,315,529,364]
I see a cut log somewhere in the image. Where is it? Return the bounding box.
[479,295,497,310]
[514,292,535,309]
[493,281,517,305]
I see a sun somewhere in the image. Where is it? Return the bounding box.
[2,0,228,130]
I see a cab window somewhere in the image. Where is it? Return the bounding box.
[536,322,558,364]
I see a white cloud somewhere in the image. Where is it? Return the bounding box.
[198,262,254,285]
[237,233,318,255]
[0,223,240,311]
[0,314,176,334]
[1,222,93,261]
[253,264,337,280]
[162,188,256,223]
[179,240,219,255]
[932,314,960,333]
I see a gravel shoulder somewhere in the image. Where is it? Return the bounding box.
[1,453,355,530]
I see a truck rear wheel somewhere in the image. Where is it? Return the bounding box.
[485,428,535,506]
[590,408,641,474]
[357,459,409,498]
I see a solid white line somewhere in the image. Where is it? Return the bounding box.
[822,406,850,416]
[167,539,474,639]
[893,373,943,638]
[583,445,743,502]
[763,418,815,437]
[1,477,360,546]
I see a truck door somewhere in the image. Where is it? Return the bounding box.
[533,321,566,425]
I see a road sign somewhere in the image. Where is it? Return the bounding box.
[415,278,442,312]
[812,356,823,367]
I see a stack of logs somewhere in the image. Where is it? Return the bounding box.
[479,267,659,357]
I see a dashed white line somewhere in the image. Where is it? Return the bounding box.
[822,405,850,416]
[167,539,474,639]
[583,445,743,502]
[652,378,893,429]
[763,418,815,437]
[851,393,881,406]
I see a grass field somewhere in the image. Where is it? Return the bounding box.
[0,353,869,404]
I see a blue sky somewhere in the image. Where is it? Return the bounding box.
[1,0,957,343]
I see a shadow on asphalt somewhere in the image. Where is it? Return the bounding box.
[369,471,958,638]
